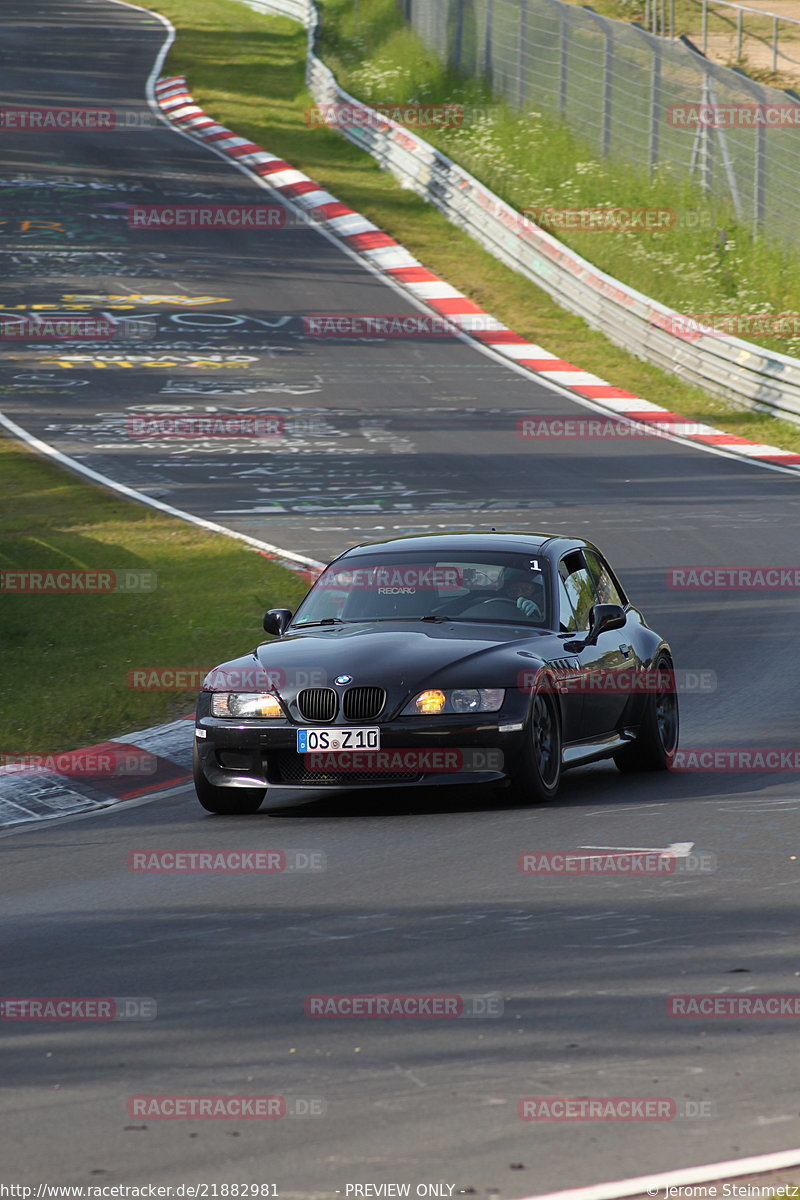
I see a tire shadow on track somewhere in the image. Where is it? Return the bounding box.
[217,763,792,820]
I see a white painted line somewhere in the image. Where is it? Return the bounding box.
[539,370,610,385]
[730,443,799,457]
[0,411,323,571]
[404,281,466,299]
[514,1144,800,1200]
[297,190,338,207]
[579,842,694,858]
[259,167,311,187]
[237,151,281,164]
[327,213,378,235]
[365,248,420,268]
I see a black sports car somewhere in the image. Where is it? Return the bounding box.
[193,532,678,813]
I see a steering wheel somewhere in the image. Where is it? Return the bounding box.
[468,597,543,620]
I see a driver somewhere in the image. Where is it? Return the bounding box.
[500,567,545,619]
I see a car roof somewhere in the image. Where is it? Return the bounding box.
[336,531,593,560]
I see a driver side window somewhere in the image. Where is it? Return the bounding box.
[558,576,579,632]
[559,552,601,631]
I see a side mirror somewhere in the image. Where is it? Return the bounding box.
[587,603,626,642]
[263,608,293,636]
[564,603,626,651]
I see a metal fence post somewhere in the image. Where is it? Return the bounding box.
[483,0,494,83]
[650,39,661,171]
[583,7,614,156]
[631,21,660,173]
[701,71,713,192]
[452,0,464,68]
[559,3,569,116]
[518,0,528,109]
[754,116,765,232]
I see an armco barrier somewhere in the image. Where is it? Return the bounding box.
[234,0,800,425]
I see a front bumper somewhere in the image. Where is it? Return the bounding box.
[194,694,530,791]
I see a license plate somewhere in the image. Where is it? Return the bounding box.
[296,727,380,753]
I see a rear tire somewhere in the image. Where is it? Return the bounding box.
[193,743,266,814]
[614,654,679,773]
[508,688,562,803]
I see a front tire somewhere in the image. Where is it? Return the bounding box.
[614,654,679,773]
[509,688,562,803]
[193,743,266,814]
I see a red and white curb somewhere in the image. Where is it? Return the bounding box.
[0,717,194,829]
[154,73,800,473]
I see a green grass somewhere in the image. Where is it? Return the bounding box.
[0,435,309,754]
[138,0,800,452]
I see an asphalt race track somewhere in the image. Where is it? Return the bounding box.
[1,0,800,1192]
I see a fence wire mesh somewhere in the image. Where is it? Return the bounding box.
[408,0,800,248]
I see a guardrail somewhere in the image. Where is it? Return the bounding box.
[233,0,800,424]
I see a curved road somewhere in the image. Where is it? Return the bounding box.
[1,0,799,1192]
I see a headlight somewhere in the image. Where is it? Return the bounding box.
[211,692,283,718]
[403,688,505,715]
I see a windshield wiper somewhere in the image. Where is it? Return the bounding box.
[418,614,479,622]
[292,617,348,627]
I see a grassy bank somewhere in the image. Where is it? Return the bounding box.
[0,436,308,753]
[140,0,800,452]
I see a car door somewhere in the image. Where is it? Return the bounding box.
[558,550,632,737]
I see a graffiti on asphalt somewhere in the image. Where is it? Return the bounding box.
[34,354,260,368]
[160,377,323,395]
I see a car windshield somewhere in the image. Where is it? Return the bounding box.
[292,551,550,627]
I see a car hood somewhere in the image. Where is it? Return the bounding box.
[209,622,561,695]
